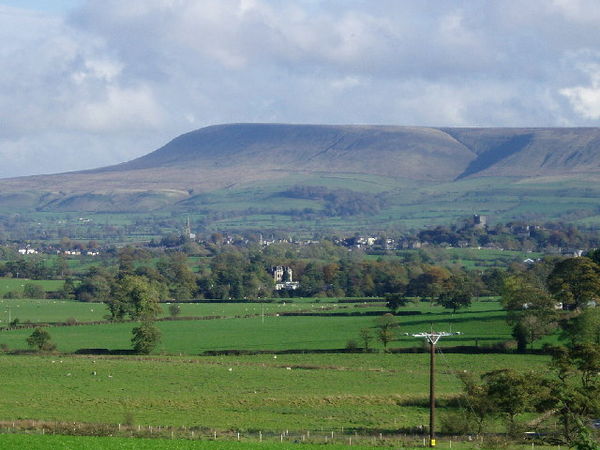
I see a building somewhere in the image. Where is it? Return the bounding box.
[473,214,487,229]
[271,266,299,291]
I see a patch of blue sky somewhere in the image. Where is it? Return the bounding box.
[0,0,82,14]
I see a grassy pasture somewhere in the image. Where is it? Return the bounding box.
[0,353,548,432]
[0,434,385,450]
[0,300,512,353]
[0,297,559,446]
[368,248,543,270]
[0,300,328,325]
[0,279,64,297]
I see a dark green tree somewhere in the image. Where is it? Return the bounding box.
[374,313,397,351]
[131,320,161,354]
[26,327,55,351]
[547,257,600,309]
[550,344,600,446]
[385,292,411,312]
[113,275,162,320]
[502,273,557,350]
[561,308,600,346]
[436,277,473,313]
[481,369,549,435]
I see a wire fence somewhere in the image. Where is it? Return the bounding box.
[0,419,492,447]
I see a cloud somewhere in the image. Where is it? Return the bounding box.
[561,61,600,119]
[2,1,600,177]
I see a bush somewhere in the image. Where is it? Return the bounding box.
[168,303,181,318]
[23,283,46,299]
[3,290,22,299]
[440,411,475,435]
[345,339,359,351]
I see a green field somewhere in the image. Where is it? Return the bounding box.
[3,433,534,449]
[0,353,548,432]
[0,299,327,326]
[0,297,568,447]
[0,279,64,297]
[0,300,512,353]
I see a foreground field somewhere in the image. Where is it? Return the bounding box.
[0,298,564,446]
[0,434,377,449]
[0,353,548,433]
[0,433,564,449]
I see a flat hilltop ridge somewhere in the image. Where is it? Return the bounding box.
[0,123,599,213]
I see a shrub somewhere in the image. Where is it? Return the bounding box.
[345,339,359,351]
[23,283,46,299]
[440,411,475,435]
[168,303,181,318]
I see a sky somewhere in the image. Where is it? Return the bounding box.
[1,0,600,178]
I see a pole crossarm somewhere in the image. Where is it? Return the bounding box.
[411,331,457,345]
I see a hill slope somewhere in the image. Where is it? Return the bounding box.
[0,124,599,223]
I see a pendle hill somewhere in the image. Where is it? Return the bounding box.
[1,124,600,228]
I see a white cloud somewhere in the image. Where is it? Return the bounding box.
[561,62,600,119]
[551,0,600,23]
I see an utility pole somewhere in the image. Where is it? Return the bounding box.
[412,331,458,448]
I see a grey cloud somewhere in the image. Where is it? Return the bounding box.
[2,1,600,177]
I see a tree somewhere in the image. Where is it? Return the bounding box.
[26,327,55,351]
[481,369,549,435]
[547,257,600,309]
[168,303,181,318]
[562,308,600,345]
[61,278,76,299]
[359,327,373,352]
[156,253,197,300]
[407,266,451,301]
[436,277,473,313]
[457,372,494,434]
[131,320,161,354]
[385,292,411,313]
[587,248,600,265]
[75,267,113,303]
[550,344,600,446]
[375,314,397,351]
[113,275,162,321]
[53,254,70,278]
[501,273,557,350]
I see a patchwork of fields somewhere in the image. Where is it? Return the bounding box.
[0,281,563,447]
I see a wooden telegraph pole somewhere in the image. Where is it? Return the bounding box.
[412,331,457,448]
